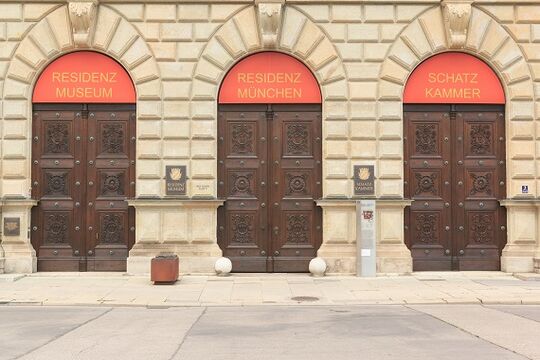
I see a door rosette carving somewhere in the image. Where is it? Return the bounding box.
[230,173,253,196]
[102,173,124,195]
[415,173,437,195]
[46,173,68,195]
[470,173,491,195]
[286,173,308,195]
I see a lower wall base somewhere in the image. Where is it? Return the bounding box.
[317,243,356,275]
[501,256,534,273]
[127,243,222,275]
[501,242,536,273]
[377,244,413,274]
[2,243,36,273]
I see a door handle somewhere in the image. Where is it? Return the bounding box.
[273,226,279,235]
[459,249,464,255]
[274,251,280,256]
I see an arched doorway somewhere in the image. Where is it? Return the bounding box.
[217,52,322,272]
[403,52,507,271]
[31,51,136,271]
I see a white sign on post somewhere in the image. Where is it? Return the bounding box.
[356,200,376,277]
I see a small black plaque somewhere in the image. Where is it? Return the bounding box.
[4,217,20,236]
[166,166,187,195]
[354,165,375,196]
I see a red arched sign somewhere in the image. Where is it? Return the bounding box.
[218,52,321,104]
[403,52,504,104]
[33,51,136,103]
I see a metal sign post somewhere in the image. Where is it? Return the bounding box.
[356,200,376,277]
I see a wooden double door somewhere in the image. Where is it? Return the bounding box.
[404,105,507,271]
[31,104,136,271]
[218,105,322,272]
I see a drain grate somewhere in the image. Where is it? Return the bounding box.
[291,296,319,302]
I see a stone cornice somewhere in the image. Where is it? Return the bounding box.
[127,198,224,208]
[2,0,540,4]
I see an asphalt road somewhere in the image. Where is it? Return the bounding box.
[1,305,539,360]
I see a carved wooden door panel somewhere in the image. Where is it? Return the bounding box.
[218,105,322,272]
[86,105,136,271]
[271,107,322,272]
[404,110,452,270]
[32,104,135,271]
[454,108,506,270]
[32,106,84,271]
[218,106,269,272]
[405,105,507,271]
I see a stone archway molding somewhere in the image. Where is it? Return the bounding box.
[190,5,348,106]
[378,4,537,273]
[3,3,160,107]
[0,3,161,273]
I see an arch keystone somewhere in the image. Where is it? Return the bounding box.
[68,1,98,47]
[442,0,472,49]
[257,3,282,48]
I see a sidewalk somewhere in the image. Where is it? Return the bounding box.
[1,272,539,307]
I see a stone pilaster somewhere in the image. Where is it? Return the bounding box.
[0,204,4,273]
[500,200,537,273]
[1,199,38,273]
[127,199,224,274]
[316,200,357,275]
[534,203,540,273]
[376,200,413,274]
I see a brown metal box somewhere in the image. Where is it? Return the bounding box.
[151,255,179,284]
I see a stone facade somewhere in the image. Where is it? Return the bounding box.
[1,0,539,274]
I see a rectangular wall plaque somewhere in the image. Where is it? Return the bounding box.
[4,217,20,236]
[165,165,187,195]
[354,165,375,196]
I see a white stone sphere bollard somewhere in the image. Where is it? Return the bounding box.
[309,257,327,277]
[215,257,232,276]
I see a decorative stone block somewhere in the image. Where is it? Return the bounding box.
[146,4,176,22]
[211,4,247,22]
[364,43,391,61]
[516,6,540,23]
[159,62,195,80]
[161,23,192,41]
[24,3,58,21]
[163,101,189,119]
[163,121,190,139]
[396,5,430,22]
[0,4,22,21]
[109,4,144,22]
[331,5,362,22]
[163,140,190,159]
[364,5,395,23]
[348,24,379,42]
[178,5,209,21]
[350,140,377,159]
